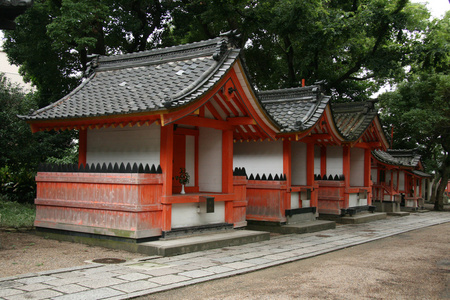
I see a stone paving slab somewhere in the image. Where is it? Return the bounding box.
[0,212,449,300]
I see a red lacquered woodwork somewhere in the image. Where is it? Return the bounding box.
[246,180,288,222]
[317,180,345,215]
[35,172,164,239]
[232,175,248,227]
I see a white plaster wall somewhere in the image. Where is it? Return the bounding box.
[233,140,283,177]
[185,136,195,187]
[290,192,300,209]
[359,196,368,206]
[86,124,160,166]
[399,171,405,190]
[349,193,359,207]
[199,127,222,192]
[393,170,398,188]
[301,191,311,207]
[171,202,225,228]
[326,146,343,176]
[291,142,307,185]
[350,148,365,187]
[314,146,321,175]
[371,169,378,184]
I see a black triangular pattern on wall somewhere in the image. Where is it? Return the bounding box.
[246,173,287,181]
[37,162,162,174]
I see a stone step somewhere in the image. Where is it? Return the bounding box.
[387,211,410,217]
[136,230,270,257]
[338,212,387,224]
[246,220,336,234]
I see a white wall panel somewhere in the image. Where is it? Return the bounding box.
[399,171,405,190]
[86,124,160,166]
[350,148,365,187]
[393,170,398,187]
[290,192,300,209]
[171,202,225,228]
[371,169,378,184]
[199,128,222,192]
[233,140,283,177]
[185,136,195,187]
[291,142,307,185]
[314,146,321,175]
[326,146,343,176]
[349,193,359,207]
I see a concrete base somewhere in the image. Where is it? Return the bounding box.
[387,211,410,217]
[319,212,387,224]
[286,212,317,224]
[137,230,270,256]
[36,228,270,257]
[374,201,402,213]
[246,219,336,234]
[402,206,416,212]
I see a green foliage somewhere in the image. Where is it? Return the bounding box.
[161,0,430,100]
[4,0,433,104]
[0,194,35,229]
[378,12,450,210]
[175,168,190,185]
[46,143,79,165]
[0,74,75,203]
[0,166,36,204]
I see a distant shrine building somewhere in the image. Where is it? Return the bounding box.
[21,35,431,245]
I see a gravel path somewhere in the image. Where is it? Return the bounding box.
[0,205,448,300]
[0,230,147,278]
[145,222,450,300]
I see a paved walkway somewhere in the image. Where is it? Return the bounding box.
[1,212,449,300]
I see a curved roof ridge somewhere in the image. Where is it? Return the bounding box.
[96,38,223,71]
[19,73,96,120]
[331,100,378,141]
[258,85,329,133]
[20,37,240,122]
[372,149,422,168]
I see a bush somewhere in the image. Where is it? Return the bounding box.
[0,194,35,228]
[0,166,36,204]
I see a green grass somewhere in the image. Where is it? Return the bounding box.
[0,195,35,229]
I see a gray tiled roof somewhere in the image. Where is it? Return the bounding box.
[22,38,240,121]
[372,149,422,168]
[331,100,378,141]
[258,85,330,133]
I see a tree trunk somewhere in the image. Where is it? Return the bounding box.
[429,174,440,204]
[283,36,296,87]
[434,156,450,211]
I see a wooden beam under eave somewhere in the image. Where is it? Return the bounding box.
[353,141,383,149]
[226,116,255,126]
[175,115,233,130]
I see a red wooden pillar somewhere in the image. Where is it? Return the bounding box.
[306,143,316,207]
[222,129,233,194]
[364,148,372,204]
[378,167,382,200]
[283,139,292,209]
[343,145,351,208]
[222,129,234,224]
[418,177,423,199]
[160,124,174,231]
[390,169,394,201]
[320,146,327,177]
[78,129,87,167]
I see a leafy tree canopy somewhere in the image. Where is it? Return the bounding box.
[3,0,432,106]
[378,12,450,210]
[0,75,75,202]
